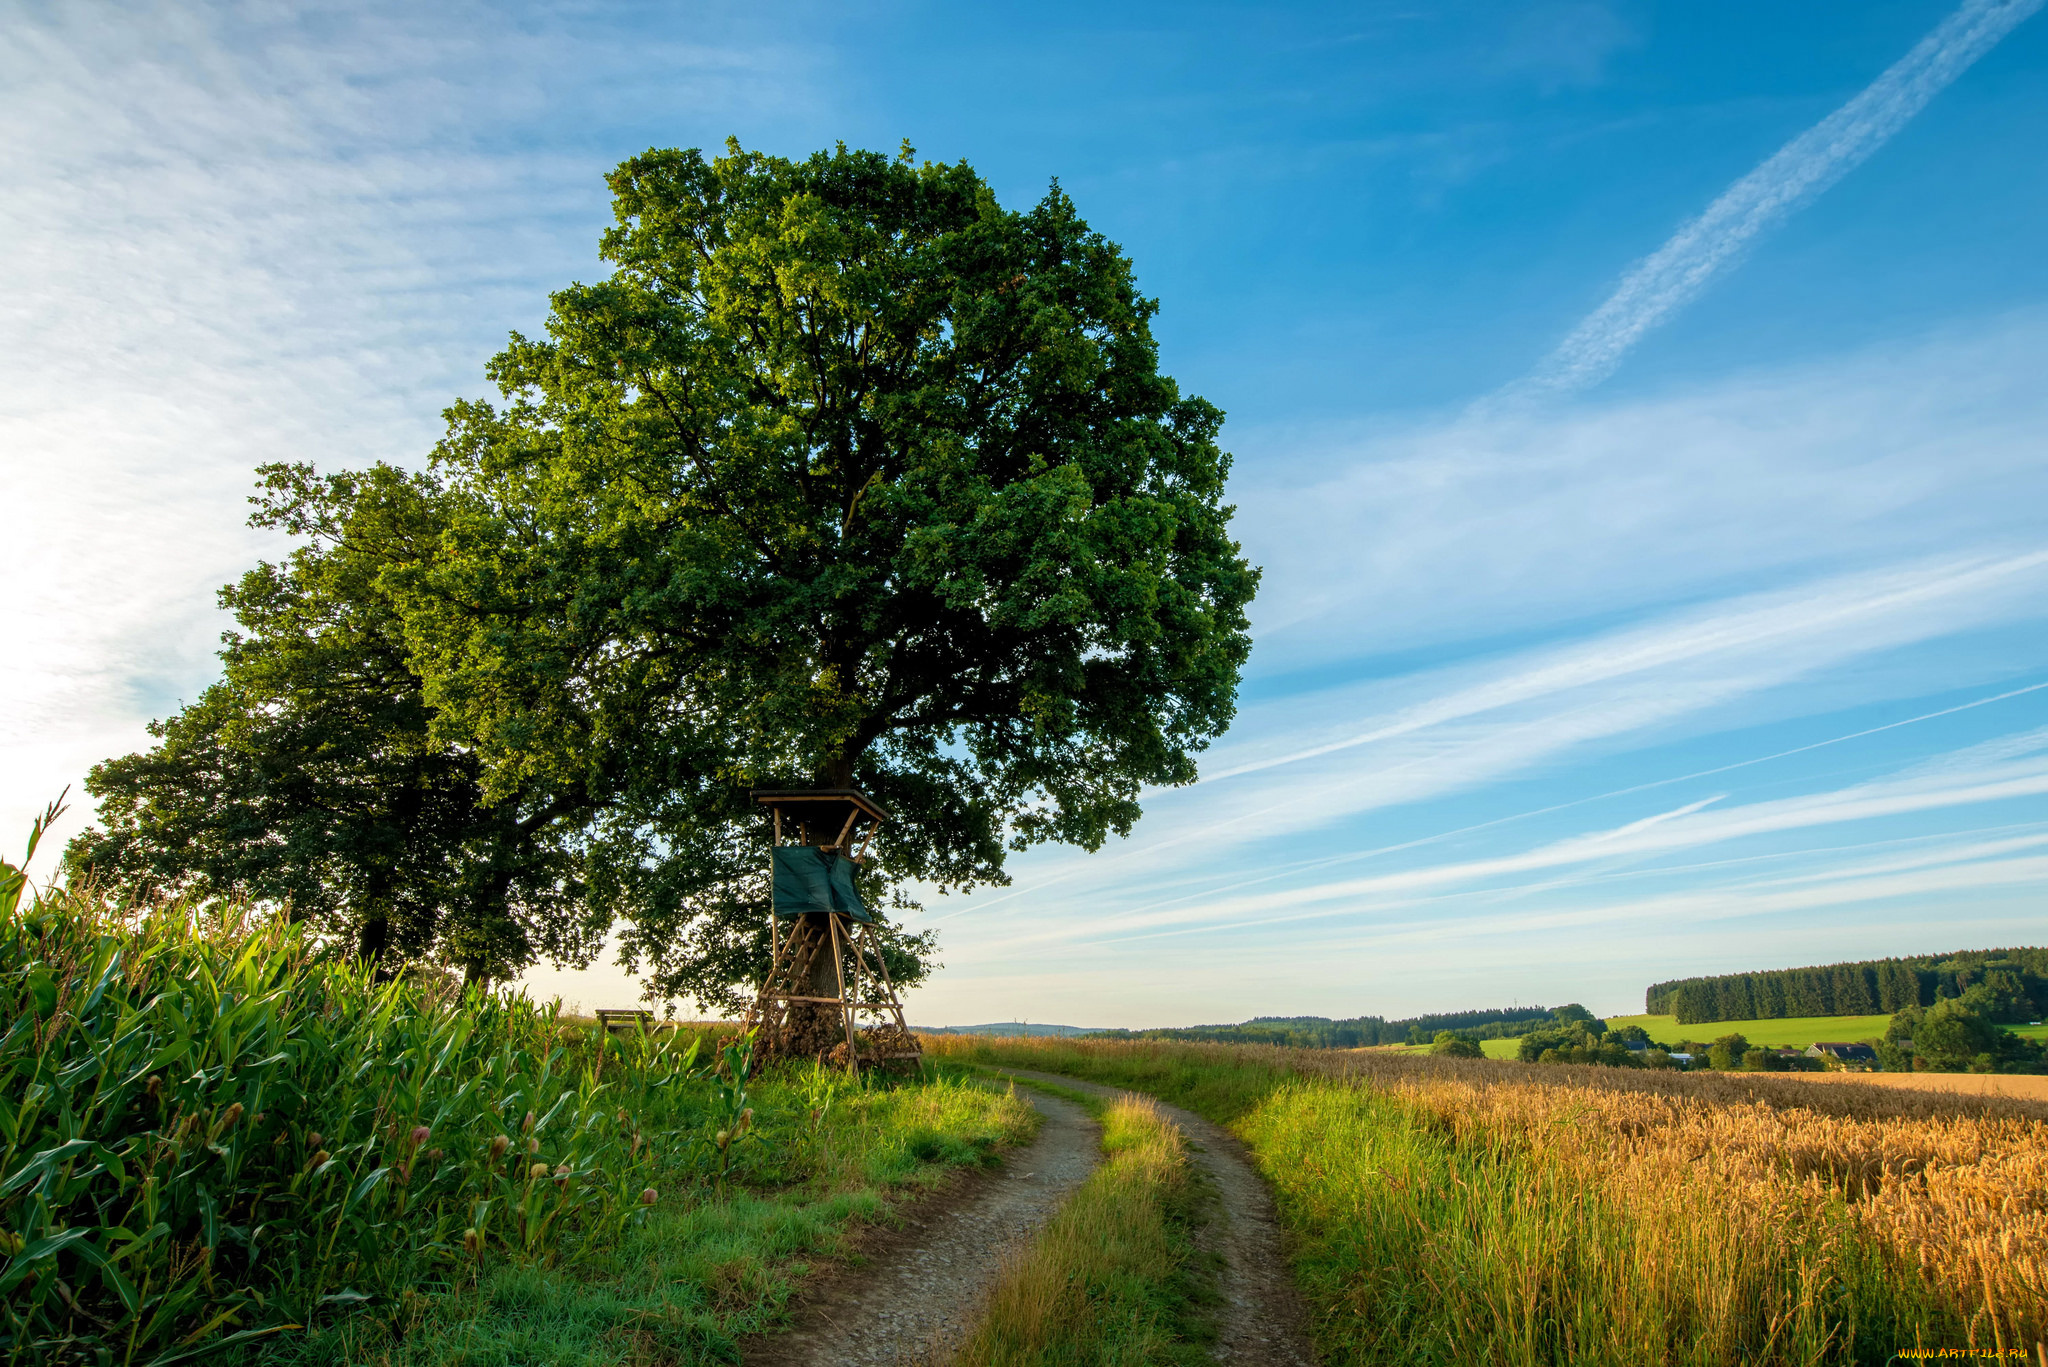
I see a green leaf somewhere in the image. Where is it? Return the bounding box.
[140,1322,301,1367]
[0,1137,94,1198]
[344,1166,391,1214]
[0,1225,96,1293]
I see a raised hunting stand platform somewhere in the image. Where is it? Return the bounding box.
[741,788,922,1076]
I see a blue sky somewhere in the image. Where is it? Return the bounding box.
[4,0,2044,1025]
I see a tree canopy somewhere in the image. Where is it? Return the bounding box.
[69,464,608,981]
[70,140,1258,1010]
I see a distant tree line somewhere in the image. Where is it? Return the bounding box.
[1666,979,2047,1077]
[1091,1005,1578,1049]
[1879,983,2046,1075]
[1515,1017,1652,1067]
[1644,948,2047,1025]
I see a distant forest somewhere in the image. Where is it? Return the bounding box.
[1645,947,2048,1025]
[1092,1005,1582,1049]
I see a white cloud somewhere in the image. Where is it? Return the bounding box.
[0,2,809,871]
[1209,548,2048,785]
[930,548,2048,940]
[1504,0,2044,401]
[1237,312,2048,672]
[1320,847,2048,954]
[960,741,2048,955]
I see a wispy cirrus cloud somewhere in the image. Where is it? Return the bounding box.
[1497,0,2043,403]
[966,729,2048,952]
[1318,840,2048,958]
[931,546,2048,929]
[1241,310,2048,672]
[974,829,2048,1022]
[1208,548,2048,788]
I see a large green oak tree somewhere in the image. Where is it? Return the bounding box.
[73,140,1259,1009]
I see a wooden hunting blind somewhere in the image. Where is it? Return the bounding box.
[741,788,921,1074]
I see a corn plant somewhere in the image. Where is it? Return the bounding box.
[0,855,708,1366]
[704,1032,758,1193]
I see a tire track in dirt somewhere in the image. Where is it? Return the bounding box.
[991,1068,1317,1367]
[744,1087,1099,1366]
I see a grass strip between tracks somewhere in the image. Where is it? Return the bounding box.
[952,1075,1217,1367]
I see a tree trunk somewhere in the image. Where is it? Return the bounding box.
[776,914,851,1063]
[357,860,396,981]
[357,908,391,965]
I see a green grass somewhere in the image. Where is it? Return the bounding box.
[953,1090,1215,1367]
[1383,1013,1917,1057]
[2008,1021,2048,1042]
[1604,1012,1895,1048]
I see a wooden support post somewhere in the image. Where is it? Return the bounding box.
[833,808,860,851]
[846,914,861,1036]
[859,921,923,1076]
[827,912,858,1074]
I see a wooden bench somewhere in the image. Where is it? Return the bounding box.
[594,1008,656,1033]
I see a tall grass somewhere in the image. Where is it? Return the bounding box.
[923,1035,2045,1365]
[1,867,705,1366]
[954,1093,1210,1367]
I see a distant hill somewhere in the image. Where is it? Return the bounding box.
[919,1022,1108,1038]
[1094,1005,1586,1049]
[920,1004,1602,1048]
[1645,947,2047,1025]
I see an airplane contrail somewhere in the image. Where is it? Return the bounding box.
[1505,0,2042,403]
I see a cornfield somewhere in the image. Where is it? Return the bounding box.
[0,861,712,1365]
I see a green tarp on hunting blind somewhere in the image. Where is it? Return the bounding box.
[770,846,872,922]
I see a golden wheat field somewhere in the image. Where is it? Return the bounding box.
[1785,1069,2048,1101]
[1300,1049,2048,1351]
[1388,1070,2043,1345]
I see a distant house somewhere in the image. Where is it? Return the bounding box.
[1805,1042,1879,1070]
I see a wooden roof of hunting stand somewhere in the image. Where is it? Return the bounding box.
[742,787,920,1077]
[749,788,889,854]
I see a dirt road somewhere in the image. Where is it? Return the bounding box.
[991,1068,1317,1367]
[746,1086,1099,1366]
